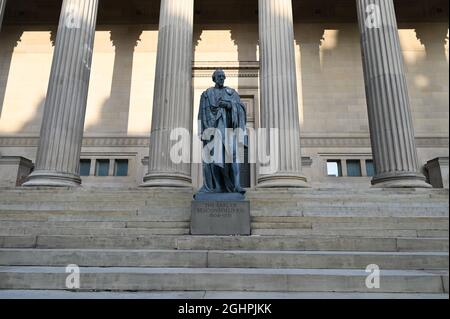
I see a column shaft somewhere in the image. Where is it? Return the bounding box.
[142,0,194,187]
[24,0,99,187]
[257,0,308,188]
[356,0,430,188]
[0,0,6,32]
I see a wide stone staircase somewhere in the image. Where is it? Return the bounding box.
[0,187,448,298]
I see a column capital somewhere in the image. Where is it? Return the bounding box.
[49,29,57,47]
[109,27,142,49]
[414,24,449,58]
[0,28,22,49]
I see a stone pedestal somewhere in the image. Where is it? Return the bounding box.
[23,0,99,187]
[191,194,250,236]
[425,157,449,189]
[356,0,430,188]
[142,0,194,188]
[0,156,33,187]
[257,0,308,188]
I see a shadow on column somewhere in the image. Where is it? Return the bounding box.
[0,27,22,118]
[414,24,449,110]
[230,25,258,188]
[321,24,371,134]
[413,24,449,176]
[191,25,203,189]
[17,29,57,133]
[230,24,258,91]
[84,27,142,135]
[294,24,325,133]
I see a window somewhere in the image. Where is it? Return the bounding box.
[114,159,129,177]
[366,160,375,177]
[325,157,374,178]
[347,160,362,177]
[327,160,342,177]
[79,159,91,176]
[95,159,110,177]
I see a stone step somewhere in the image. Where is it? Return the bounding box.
[0,221,128,228]
[253,207,448,218]
[252,229,449,238]
[1,203,446,216]
[1,219,446,233]
[0,210,140,218]
[249,197,441,205]
[0,249,447,270]
[0,290,448,299]
[1,225,448,238]
[1,197,445,207]
[0,221,191,229]
[0,190,447,207]
[252,219,449,230]
[250,201,448,207]
[1,211,446,223]
[1,187,446,196]
[248,198,449,205]
[0,235,447,252]
[0,187,193,195]
[247,189,449,198]
[0,266,447,293]
[0,210,190,222]
[1,193,446,202]
[0,196,191,203]
[0,192,192,199]
[253,216,450,223]
[0,203,186,210]
[0,227,190,236]
[176,236,450,252]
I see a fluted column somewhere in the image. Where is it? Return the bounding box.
[142,0,194,188]
[257,0,308,188]
[0,0,6,32]
[356,0,430,188]
[24,0,98,187]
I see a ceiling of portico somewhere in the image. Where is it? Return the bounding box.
[2,0,448,26]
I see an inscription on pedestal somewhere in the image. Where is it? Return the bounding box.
[191,201,250,235]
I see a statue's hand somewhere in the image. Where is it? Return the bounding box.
[219,101,231,110]
[210,106,220,114]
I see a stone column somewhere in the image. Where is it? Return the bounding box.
[23,0,99,187]
[142,0,194,188]
[0,0,6,32]
[257,0,308,188]
[356,0,430,188]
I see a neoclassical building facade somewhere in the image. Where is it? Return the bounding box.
[0,0,448,190]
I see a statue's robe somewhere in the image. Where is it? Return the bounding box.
[198,86,247,194]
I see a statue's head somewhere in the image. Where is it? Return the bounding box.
[212,69,226,88]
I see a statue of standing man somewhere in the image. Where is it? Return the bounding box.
[195,69,247,198]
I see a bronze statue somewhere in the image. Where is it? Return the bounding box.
[196,69,247,198]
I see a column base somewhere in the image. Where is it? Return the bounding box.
[141,173,192,188]
[257,173,309,188]
[22,170,81,187]
[371,172,432,188]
